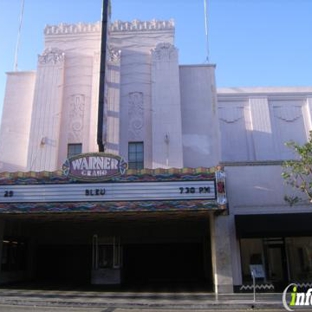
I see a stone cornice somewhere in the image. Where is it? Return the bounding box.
[217,87,312,100]
[44,19,174,36]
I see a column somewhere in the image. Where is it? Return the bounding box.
[27,47,65,171]
[210,214,234,294]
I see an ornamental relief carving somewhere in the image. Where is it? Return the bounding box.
[68,94,85,142]
[128,92,144,141]
[38,47,65,65]
[152,42,178,61]
[219,107,244,124]
[108,46,121,63]
[273,106,302,122]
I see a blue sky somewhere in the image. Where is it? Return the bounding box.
[0,0,311,122]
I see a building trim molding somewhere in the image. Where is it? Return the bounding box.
[221,161,284,167]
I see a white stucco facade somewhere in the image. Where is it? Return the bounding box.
[218,87,312,289]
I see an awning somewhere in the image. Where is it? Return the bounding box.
[235,213,312,238]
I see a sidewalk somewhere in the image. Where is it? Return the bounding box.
[0,287,285,310]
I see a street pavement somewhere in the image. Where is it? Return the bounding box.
[0,286,289,311]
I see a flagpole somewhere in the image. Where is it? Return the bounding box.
[203,0,209,63]
[14,0,25,71]
[97,0,110,152]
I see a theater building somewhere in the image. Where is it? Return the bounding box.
[0,18,312,293]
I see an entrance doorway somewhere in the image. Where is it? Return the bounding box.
[264,238,288,290]
[123,242,210,287]
[1,212,213,290]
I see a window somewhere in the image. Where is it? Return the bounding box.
[240,238,264,283]
[286,237,312,281]
[67,143,82,158]
[128,142,144,169]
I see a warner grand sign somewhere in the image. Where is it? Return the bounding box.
[62,153,127,180]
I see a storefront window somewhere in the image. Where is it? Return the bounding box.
[240,237,312,284]
[240,238,265,283]
[286,237,312,281]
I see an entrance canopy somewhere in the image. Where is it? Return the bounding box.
[0,167,227,215]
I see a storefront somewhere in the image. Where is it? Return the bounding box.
[0,156,229,291]
[236,213,312,291]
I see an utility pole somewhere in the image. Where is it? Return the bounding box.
[97,0,110,152]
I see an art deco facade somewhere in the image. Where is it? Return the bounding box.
[0,19,312,293]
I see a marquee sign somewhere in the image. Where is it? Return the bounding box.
[0,181,217,203]
[62,153,127,181]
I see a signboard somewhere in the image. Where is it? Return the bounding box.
[62,153,127,181]
[250,265,265,279]
[0,180,216,203]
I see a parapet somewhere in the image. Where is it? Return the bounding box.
[44,19,175,35]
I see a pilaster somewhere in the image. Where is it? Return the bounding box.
[210,214,234,294]
[105,47,121,155]
[88,52,100,153]
[249,97,276,160]
[306,97,312,133]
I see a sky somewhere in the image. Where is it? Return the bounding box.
[0,0,311,123]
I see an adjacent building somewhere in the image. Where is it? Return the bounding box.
[0,18,312,293]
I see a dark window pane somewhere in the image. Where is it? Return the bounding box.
[128,142,144,169]
[136,153,144,161]
[68,143,82,158]
[129,144,136,152]
[136,144,143,152]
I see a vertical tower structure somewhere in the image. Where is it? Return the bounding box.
[27,48,65,171]
[0,20,220,171]
[151,43,183,168]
